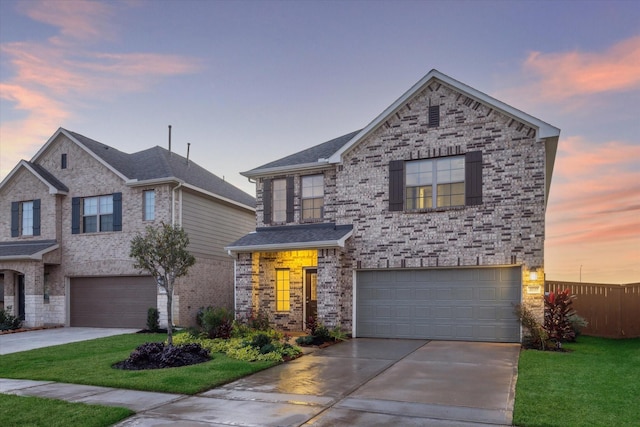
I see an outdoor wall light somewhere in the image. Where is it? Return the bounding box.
[529,271,538,281]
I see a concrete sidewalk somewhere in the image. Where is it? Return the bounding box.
[1,339,520,426]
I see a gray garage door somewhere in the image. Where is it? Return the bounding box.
[70,276,157,328]
[356,267,521,342]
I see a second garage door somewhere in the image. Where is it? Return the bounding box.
[356,267,521,342]
[70,276,157,328]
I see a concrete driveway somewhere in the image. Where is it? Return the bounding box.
[117,339,520,426]
[1,334,519,425]
[0,327,139,354]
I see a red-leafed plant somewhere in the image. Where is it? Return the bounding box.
[544,289,576,348]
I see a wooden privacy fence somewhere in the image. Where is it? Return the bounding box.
[545,281,640,339]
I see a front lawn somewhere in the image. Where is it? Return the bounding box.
[0,394,133,427]
[514,336,640,426]
[0,333,276,394]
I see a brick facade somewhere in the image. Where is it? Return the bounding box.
[1,130,255,328]
[233,72,558,336]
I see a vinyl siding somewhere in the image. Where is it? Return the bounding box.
[181,190,255,260]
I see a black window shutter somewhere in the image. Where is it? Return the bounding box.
[428,105,440,128]
[465,151,483,206]
[263,178,272,224]
[32,199,41,236]
[389,160,405,211]
[286,176,294,223]
[72,197,80,234]
[112,192,122,231]
[11,202,19,237]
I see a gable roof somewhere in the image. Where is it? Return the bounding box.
[242,130,361,177]
[0,160,69,194]
[240,69,560,203]
[28,128,255,210]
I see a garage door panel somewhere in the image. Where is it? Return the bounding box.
[70,276,156,328]
[356,267,521,342]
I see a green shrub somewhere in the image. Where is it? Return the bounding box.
[567,312,589,337]
[514,304,548,350]
[173,330,302,362]
[146,307,160,332]
[329,326,349,342]
[247,311,271,331]
[249,333,272,349]
[314,324,331,341]
[0,307,22,331]
[295,335,315,346]
[199,307,234,339]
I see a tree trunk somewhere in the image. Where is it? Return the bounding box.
[166,288,173,346]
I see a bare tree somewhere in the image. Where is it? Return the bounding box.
[130,222,195,345]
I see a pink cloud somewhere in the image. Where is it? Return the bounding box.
[18,0,115,44]
[0,1,201,179]
[522,36,640,102]
[545,136,640,282]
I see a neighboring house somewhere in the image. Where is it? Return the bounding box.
[226,69,560,343]
[0,128,255,329]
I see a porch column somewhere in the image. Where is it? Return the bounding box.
[24,262,45,328]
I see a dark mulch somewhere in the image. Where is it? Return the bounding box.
[113,342,211,370]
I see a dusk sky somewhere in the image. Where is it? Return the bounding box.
[0,0,638,284]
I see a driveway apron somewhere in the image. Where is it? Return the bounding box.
[114,339,519,426]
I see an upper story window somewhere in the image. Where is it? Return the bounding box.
[389,151,482,212]
[406,156,465,209]
[72,193,122,234]
[261,176,294,224]
[272,179,287,223]
[61,153,67,169]
[143,190,155,221]
[301,174,324,220]
[83,195,113,232]
[11,200,40,237]
[21,201,34,235]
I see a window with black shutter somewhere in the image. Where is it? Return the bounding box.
[388,151,483,211]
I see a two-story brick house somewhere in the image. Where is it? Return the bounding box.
[227,69,560,342]
[0,128,255,329]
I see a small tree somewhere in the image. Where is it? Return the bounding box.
[130,223,195,345]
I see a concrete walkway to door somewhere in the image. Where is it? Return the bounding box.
[1,339,520,426]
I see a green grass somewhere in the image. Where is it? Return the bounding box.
[0,333,276,395]
[0,394,133,427]
[514,336,640,426]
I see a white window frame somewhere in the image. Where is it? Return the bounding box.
[405,155,465,210]
[301,174,324,221]
[20,201,34,236]
[82,195,114,233]
[143,190,155,221]
[272,179,287,223]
